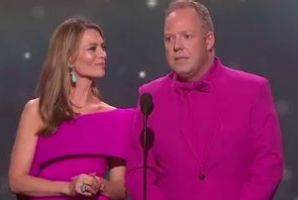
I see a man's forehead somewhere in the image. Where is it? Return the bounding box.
[165,10,201,29]
[166,7,199,19]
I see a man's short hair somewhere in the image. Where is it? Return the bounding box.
[165,0,214,32]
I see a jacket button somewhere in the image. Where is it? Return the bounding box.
[199,173,206,180]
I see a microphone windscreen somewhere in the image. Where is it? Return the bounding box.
[140,93,154,116]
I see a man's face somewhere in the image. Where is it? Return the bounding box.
[164,7,214,81]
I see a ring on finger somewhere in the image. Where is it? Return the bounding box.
[80,183,88,193]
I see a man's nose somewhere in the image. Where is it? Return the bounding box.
[173,37,183,51]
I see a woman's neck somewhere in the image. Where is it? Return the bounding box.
[70,79,98,108]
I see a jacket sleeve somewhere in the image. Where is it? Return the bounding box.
[240,79,284,200]
[126,88,166,200]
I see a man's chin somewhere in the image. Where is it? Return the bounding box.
[174,70,193,81]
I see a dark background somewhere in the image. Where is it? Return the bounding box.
[0,0,297,199]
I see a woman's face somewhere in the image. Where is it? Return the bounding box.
[72,28,107,80]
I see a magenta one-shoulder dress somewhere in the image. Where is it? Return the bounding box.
[19,108,135,200]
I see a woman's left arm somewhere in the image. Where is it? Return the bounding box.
[100,157,126,200]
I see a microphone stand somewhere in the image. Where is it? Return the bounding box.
[139,93,154,200]
[142,114,149,200]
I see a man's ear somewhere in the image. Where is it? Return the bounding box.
[206,31,215,52]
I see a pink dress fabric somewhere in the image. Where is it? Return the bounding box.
[19,108,134,200]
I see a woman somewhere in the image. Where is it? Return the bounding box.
[8,17,133,200]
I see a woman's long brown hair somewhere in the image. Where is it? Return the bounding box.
[36,17,104,135]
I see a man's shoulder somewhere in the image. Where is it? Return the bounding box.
[216,63,273,101]
[139,74,171,94]
[221,64,269,87]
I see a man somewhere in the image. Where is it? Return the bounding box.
[126,0,283,199]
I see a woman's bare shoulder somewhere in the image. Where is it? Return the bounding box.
[98,102,116,112]
[23,98,40,115]
[20,98,43,128]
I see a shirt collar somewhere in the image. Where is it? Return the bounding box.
[170,57,222,94]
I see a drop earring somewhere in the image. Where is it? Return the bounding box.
[68,64,77,85]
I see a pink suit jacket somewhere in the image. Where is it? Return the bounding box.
[126,58,283,200]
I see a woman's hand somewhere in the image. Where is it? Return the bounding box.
[69,173,101,196]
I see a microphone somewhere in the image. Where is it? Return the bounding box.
[140,93,154,117]
[139,93,154,150]
[139,93,154,200]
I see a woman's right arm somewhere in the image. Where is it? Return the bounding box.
[8,99,73,196]
[8,99,98,197]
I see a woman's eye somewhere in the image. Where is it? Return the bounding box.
[101,44,106,50]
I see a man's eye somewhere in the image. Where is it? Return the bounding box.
[184,34,192,39]
[164,36,171,42]
[88,46,96,51]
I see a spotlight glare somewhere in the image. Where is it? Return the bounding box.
[146,0,158,8]
[139,70,146,79]
[24,52,31,60]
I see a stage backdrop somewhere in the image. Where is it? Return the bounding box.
[0,0,297,199]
